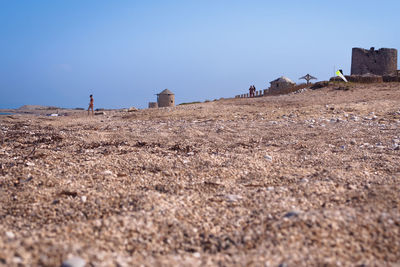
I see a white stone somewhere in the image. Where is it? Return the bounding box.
[225,194,243,202]
[5,231,15,239]
[103,170,113,176]
[61,256,86,267]
[300,178,309,183]
[193,252,201,258]
[264,155,273,161]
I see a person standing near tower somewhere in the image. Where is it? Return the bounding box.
[88,94,94,115]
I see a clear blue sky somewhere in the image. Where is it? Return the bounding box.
[1,0,399,109]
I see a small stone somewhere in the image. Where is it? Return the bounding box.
[225,194,243,202]
[283,211,299,218]
[103,170,113,176]
[350,140,357,145]
[26,162,35,166]
[348,184,357,190]
[264,155,273,161]
[81,196,87,203]
[61,256,86,267]
[5,231,15,239]
[361,143,370,148]
[300,178,309,183]
[393,144,400,150]
[13,257,22,264]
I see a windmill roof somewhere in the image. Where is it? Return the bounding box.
[158,89,174,95]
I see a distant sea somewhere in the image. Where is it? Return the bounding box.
[0,112,14,115]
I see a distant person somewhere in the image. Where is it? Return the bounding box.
[249,85,256,97]
[88,94,94,115]
[249,85,254,98]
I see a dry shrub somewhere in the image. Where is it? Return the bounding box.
[330,75,383,83]
[383,76,400,82]
[310,81,329,90]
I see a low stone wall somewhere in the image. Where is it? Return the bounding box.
[148,102,158,108]
[263,83,310,96]
[383,76,400,82]
[329,75,400,83]
[235,84,310,98]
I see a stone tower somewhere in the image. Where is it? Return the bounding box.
[157,89,175,107]
[351,47,397,76]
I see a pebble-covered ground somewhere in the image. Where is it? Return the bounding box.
[0,82,399,266]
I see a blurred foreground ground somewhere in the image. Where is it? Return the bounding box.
[0,83,399,266]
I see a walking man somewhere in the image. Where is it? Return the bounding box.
[88,94,94,115]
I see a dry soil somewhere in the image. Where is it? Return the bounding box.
[0,83,399,266]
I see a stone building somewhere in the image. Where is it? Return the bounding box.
[268,76,296,94]
[351,47,397,76]
[148,102,158,108]
[157,89,175,107]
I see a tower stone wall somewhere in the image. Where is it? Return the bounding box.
[158,95,174,107]
[351,47,397,76]
[148,102,158,108]
[157,89,175,108]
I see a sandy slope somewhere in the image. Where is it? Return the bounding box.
[0,82,399,266]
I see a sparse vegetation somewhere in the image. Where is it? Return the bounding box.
[178,101,201,106]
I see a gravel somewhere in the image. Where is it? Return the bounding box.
[0,82,399,266]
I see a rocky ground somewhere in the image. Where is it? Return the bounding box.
[0,82,399,266]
